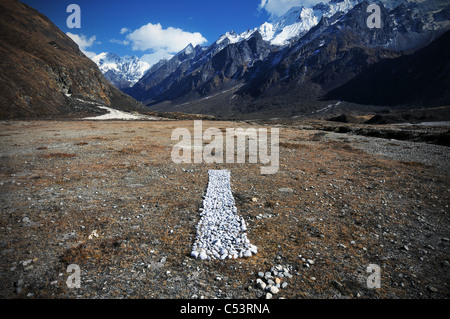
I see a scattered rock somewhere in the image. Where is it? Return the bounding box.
[254,264,293,297]
[256,279,266,290]
[269,286,279,294]
[428,286,438,293]
[22,259,31,266]
[88,230,99,239]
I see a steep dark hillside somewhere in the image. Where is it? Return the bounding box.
[0,0,146,119]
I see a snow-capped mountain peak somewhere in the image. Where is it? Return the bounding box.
[249,0,446,46]
[269,6,319,45]
[216,31,244,45]
[92,53,150,90]
[181,43,194,55]
[212,5,323,48]
[211,1,362,47]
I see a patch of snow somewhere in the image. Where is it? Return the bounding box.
[84,105,159,121]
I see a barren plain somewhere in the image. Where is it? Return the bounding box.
[0,119,448,299]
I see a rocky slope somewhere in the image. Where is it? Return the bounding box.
[0,0,146,119]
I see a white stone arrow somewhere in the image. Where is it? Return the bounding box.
[191,170,257,260]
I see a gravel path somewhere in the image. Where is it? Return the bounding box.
[191,170,257,260]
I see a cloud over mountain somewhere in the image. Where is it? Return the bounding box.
[124,22,207,66]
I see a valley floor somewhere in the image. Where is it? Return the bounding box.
[0,119,448,299]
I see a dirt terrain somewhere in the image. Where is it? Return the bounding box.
[0,119,448,299]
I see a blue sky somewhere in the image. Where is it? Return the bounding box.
[21,0,322,65]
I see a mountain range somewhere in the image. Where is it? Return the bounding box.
[113,0,449,118]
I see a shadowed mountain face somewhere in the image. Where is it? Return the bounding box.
[0,0,145,119]
[324,30,450,107]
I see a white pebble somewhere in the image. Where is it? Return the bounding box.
[270,286,279,294]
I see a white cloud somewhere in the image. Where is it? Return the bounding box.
[123,23,207,67]
[120,27,130,35]
[66,32,98,58]
[110,38,130,45]
[259,0,324,18]
[126,22,207,53]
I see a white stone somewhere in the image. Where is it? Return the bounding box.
[190,250,199,259]
[270,286,280,294]
[256,279,267,290]
[199,250,208,260]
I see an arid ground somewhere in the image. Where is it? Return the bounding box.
[0,119,448,299]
